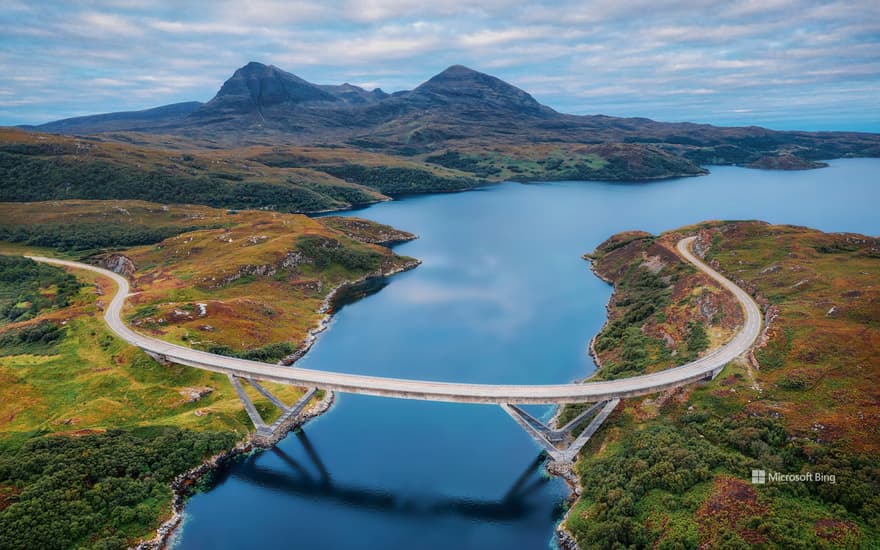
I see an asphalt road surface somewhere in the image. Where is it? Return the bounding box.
[29,236,761,405]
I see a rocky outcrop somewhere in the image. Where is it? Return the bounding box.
[322,216,417,246]
[748,304,780,371]
[179,386,213,403]
[95,253,136,276]
[279,256,421,366]
[204,250,312,288]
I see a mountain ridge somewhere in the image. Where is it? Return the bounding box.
[16,61,880,171]
[24,101,203,134]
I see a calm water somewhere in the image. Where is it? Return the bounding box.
[174,160,879,549]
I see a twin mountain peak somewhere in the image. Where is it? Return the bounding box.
[29,61,880,163]
[197,61,550,118]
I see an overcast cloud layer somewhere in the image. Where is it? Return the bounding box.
[1,0,878,131]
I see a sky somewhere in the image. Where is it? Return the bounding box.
[1,0,878,131]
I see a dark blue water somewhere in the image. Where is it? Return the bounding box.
[174,160,879,549]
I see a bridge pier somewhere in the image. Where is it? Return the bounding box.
[144,350,171,366]
[226,374,317,439]
[502,399,620,463]
[708,363,727,380]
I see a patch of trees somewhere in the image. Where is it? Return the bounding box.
[296,235,382,272]
[0,428,236,550]
[296,181,378,207]
[569,423,728,548]
[0,223,215,252]
[424,151,502,177]
[206,342,296,363]
[0,321,64,356]
[570,411,880,548]
[593,265,672,378]
[0,256,82,323]
[683,144,760,166]
[0,152,347,213]
[525,149,704,181]
[315,164,479,195]
[684,320,710,360]
[815,242,860,254]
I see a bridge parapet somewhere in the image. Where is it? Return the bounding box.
[26,235,760,465]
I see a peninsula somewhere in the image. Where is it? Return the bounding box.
[561,221,879,548]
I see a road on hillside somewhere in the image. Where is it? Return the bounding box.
[28,236,761,405]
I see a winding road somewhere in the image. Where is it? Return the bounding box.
[28,236,761,405]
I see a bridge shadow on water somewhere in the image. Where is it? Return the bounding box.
[221,430,557,523]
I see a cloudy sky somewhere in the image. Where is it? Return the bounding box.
[1,0,878,131]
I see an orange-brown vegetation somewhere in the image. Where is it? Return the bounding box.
[701,221,880,454]
[117,207,416,353]
[565,220,879,549]
[697,476,767,546]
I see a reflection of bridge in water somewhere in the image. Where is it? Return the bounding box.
[30,237,761,462]
[227,430,555,522]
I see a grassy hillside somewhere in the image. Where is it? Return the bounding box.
[0,129,720,216]
[0,260,261,549]
[0,129,485,212]
[423,142,707,182]
[581,230,739,381]
[563,221,879,548]
[114,208,417,355]
[0,200,231,254]
[0,200,419,548]
[15,123,869,212]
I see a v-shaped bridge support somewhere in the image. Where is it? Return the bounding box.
[502,399,620,463]
[227,374,317,439]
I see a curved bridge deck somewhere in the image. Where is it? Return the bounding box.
[30,236,762,461]
[30,237,760,404]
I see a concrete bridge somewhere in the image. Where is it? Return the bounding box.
[29,236,762,462]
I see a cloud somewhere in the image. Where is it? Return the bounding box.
[391,277,533,337]
[0,0,877,131]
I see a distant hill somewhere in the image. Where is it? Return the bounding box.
[25,61,880,168]
[26,101,202,135]
[12,62,880,193]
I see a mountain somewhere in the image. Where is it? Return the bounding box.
[182,61,398,136]
[23,61,880,167]
[189,62,339,125]
[407,64,552,116]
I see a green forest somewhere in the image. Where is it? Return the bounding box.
[569,391,878,549]
[0,152,348,213]
[0,223,216,252]
[0,428,236,550]
[0,256,82,324]
[315,164,478,194]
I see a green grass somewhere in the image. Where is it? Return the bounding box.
[0,255,324,546]
[0,202,416,546]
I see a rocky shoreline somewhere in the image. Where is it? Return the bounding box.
[132,390,335,550]
[131,257,420,550]
[136,236,650,550]
[585,257,615,375]
[279,257,421,366]
[545,255,617,550]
